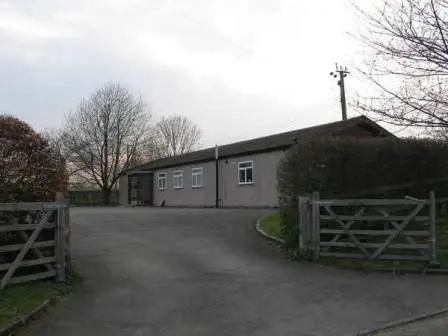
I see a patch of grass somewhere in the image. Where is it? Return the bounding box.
[316,258,425,271]
[260,212,283,240]
[0,266,82,327]
[315,217,448,271]
[261,210,448,271]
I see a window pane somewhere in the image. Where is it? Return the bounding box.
[159,176,166,190]
[194,174,201,187]
[174,172,183,188]
[174,172,180,188]
[239,162,252,168]
[192,168,202,187]
[239,169,246,183]
[246,168,253,183]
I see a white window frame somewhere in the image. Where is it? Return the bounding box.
[238,161,254,185]
[192,167,203,188]
[173,170,184,189]
[158,173,167,190]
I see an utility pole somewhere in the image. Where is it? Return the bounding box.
[330,64,350,121]
[215,144,219,208]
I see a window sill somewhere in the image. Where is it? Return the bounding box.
[158,188,167,191]
[192,185,203,189]
[173,187,184,190]
[238,182,254,186]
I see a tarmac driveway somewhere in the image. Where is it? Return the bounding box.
[22,207,448,336]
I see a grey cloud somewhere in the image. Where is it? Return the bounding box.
[0,36,334,148]
[0,0,360,148]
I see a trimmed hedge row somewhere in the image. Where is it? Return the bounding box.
[277,136,448,255]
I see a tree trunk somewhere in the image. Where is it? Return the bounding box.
[102,188,111,205]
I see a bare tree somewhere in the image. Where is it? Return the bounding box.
[355,0,448,131]
[41,128,84,181]
[63,83,151,204]
[149,114,202,158]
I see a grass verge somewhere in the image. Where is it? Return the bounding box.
[260,212,448,271]
[260,212,283,240]
[0,266,82,328]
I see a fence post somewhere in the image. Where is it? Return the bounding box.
[299,195,311,254]
[429,190,439,267]
[55,192,66,282]
[312,191,320,260]
[61,198,71,278]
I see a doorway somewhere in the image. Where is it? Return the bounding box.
[128,172,153,206]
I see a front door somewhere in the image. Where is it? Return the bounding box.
[128,173,153,206]
[140,173,153,205]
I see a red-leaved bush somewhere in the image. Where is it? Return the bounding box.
[0,115,67,202]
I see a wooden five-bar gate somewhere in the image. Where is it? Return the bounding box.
[0,198,70,289]
[298,191,438,264]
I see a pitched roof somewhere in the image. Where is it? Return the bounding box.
[127,115,391,173]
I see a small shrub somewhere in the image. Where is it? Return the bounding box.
[0,115,67,202]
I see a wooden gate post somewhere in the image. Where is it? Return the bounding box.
[55,192,66,282]
[429,190,439,266]
[299,195,312,254]
[311,192,320,260]
[64,199,71,277]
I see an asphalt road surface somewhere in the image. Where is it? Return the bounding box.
[21,207,448,336]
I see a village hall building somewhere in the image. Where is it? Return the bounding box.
[119,115,392,208]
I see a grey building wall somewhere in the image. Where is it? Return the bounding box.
[152,149,285,208]
[119,175,128,206]
[121,149,286,208]
[218,150,285,207]
[153,161,216,207]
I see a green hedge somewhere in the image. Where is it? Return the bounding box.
[277,136,448,255]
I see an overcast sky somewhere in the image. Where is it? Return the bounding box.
[0,0,380,147]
